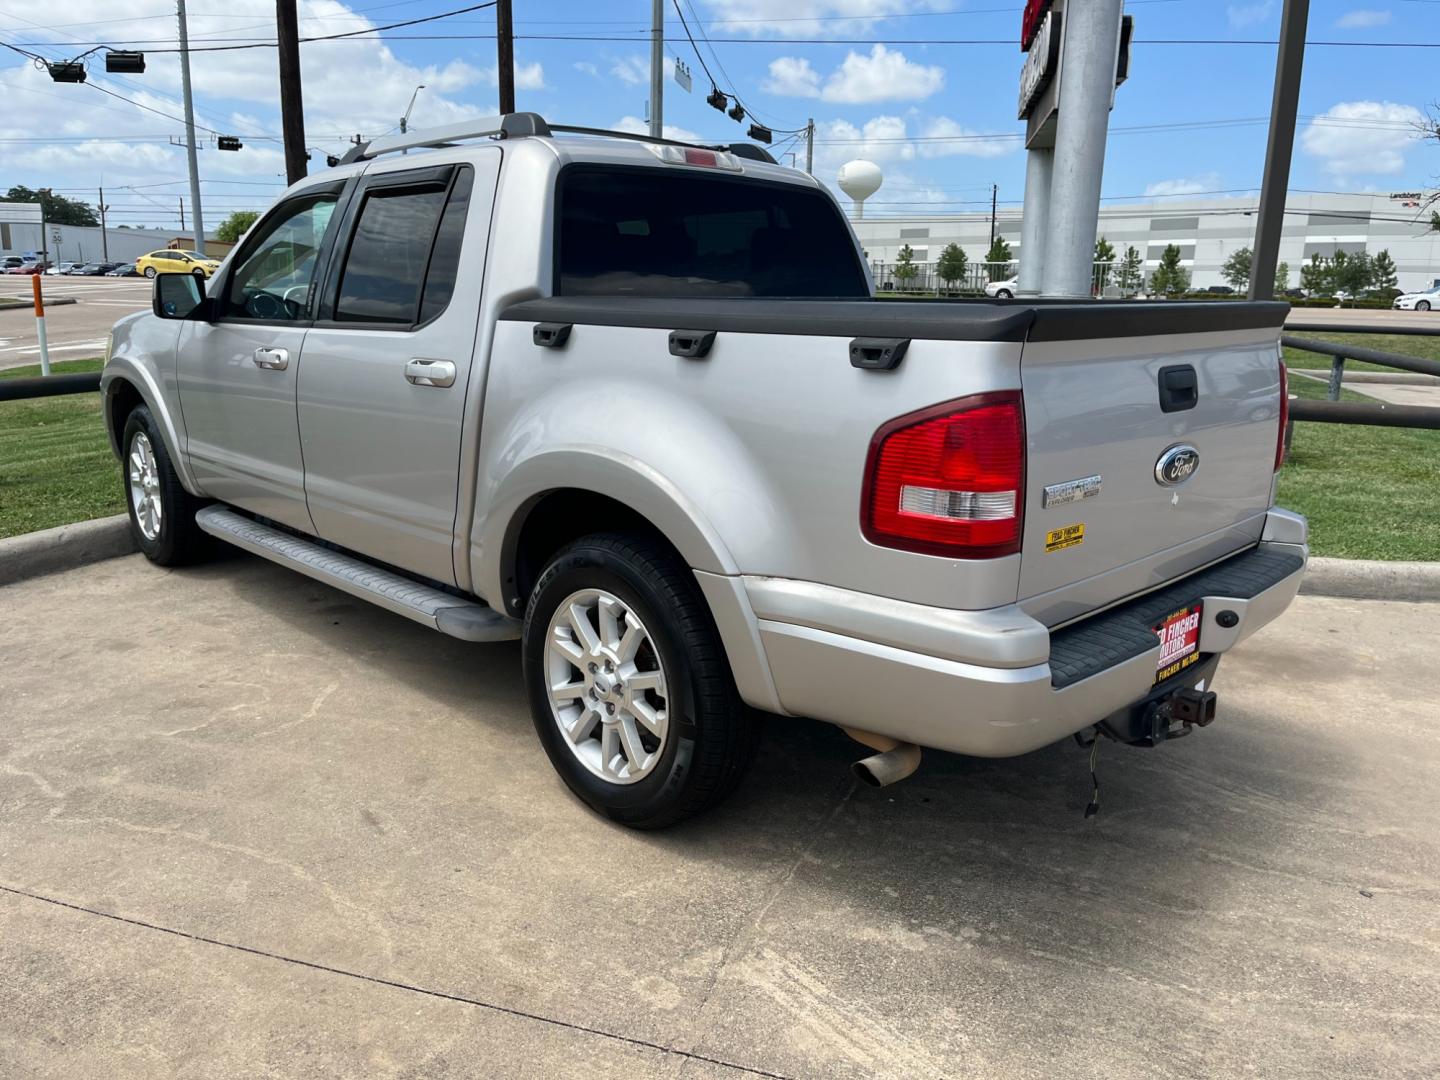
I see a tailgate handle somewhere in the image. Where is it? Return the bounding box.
[669,329,716,359]
[533,322,572,349]
[1158,364,1199,413]
[850,337,910,371]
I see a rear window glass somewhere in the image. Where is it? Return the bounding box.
[335,185,448,324]
[557,166,867,298]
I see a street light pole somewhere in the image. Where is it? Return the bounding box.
[176,0,206,256]
[648,0,664,138]
[1250,0,1310,301]
[400,84,425,154]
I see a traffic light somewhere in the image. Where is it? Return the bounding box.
[217,136,243,151]
[747,124,773,144]
[728,102,745,122]
[706,88,727,112]
[105,50,146,74]
[47,61,86,83]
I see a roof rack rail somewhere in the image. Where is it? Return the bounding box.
[339,112,550,165]
[547,125,777,165]
[335,114,779,168]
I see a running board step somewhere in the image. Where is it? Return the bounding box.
[195,506,520,643]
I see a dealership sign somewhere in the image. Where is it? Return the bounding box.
[1018,10,1061,119]
[1021,0,1054,51]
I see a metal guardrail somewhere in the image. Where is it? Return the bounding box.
[1282,319,1440,431]
[0,373,101,402]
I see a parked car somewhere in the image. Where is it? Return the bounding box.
[1205,285,1235,295]
[101,115,1307,827]
[69,262,120,276]
[106,263,140,277]
[1,255,25,271]
[984,276,1018,299]
[135,249,222,279]
[1392,286,1439,312]
[45,262,78,276]
[6,260,49,275]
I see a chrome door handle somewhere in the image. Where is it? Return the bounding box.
[253,347,289,370]
[404,358,456,388]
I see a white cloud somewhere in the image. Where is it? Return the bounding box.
[1336,9,1392,28]
[1227,2,1275,27]
[614,116,702,144]
[610,56,649,86]
[574,61,599,77]
[764,45,944,104]
[1144,173,1223,198]
[1301,100,1426,179]
[482,61,545,91]
[810,114,1017,185]
[762,57,822,98]
[915,117,1016,160]
[700,0,949,39]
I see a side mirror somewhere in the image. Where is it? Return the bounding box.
[153,271,205,319]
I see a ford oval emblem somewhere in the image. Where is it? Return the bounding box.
[1155,444,1200,487]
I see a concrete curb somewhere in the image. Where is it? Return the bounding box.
[0,297,78,310]
[1301,557,1440,603]
[1292,369,1440,387]
[0,514,136,587]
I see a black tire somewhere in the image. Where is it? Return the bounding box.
[121,405,211,566]
[1418,301,1432,312]
[193,268,206,278]
[996,288,1014,299]
[522,533,758,829]
[143,265,157,279]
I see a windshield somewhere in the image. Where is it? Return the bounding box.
[557,166,867,298]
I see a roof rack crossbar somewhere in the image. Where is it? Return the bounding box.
[339,112,550,165]
[547,124,776,164]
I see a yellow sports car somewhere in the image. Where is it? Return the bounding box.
[136,249,222,279]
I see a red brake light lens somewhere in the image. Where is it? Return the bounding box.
[683,148,719,167]
[861,392,1025,559]
[1275,358,1289,471]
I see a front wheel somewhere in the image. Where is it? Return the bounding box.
[996,288,1014,299]
[522,533,758,829]
[193,268,206,278]
[143,266,157,279]
[122,405,210,566]
[1418,300,1432,312]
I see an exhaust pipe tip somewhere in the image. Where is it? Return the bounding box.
[851,743,922,788]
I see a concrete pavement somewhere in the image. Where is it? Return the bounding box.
[0,277,150,371]
[1285,306,1440,333]
[2,552,1437,1078]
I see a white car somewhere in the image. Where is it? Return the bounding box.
[45,262,77,276]
[984,277,1017,299]
[1393,286,1439,312]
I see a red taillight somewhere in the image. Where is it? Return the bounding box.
[683,148,718,167]
[1275,359,1289,471]
[861,392,1025,559]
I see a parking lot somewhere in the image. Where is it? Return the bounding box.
[2,551,1437,1079]
[0,277,151,371]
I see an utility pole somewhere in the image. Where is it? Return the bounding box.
[277,0,307,185]
[496,0,515,113]
[176,0,206,256]
[178,196,185,233]
[98,188,109,262]
[648,0,663,137]
[989,183,998,250]
[38,191,48,269]
[1250,0,1309,301]
[805,117,814,174]
[1040,0,1123,298]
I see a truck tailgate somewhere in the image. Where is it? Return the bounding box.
[1018,325,1284,621]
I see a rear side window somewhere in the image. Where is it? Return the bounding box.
[333,166,472,325]
[557,166,867,298]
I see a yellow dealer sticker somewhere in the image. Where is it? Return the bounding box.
[1045,523,1085,552]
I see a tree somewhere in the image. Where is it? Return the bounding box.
[1372,249,1398,291]
[1274,261,1290,293]
[984,236,1013,281]
[4,185,99,227]
[1117,245,1144,296]
[215,210,260,244]
[893,243,919,288]
[1149,244,1190,298]
[1300,253,1333,296]
[1220,246,1253,292]
[1094,236,1116,292]
[935,242,968,293]
[1332,250,1375,301]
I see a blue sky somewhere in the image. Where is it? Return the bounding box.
[1,0,1436,228]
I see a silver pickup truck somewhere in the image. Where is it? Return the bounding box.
[101,114,1306,828]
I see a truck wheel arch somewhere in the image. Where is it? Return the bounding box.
[101,365,201,496]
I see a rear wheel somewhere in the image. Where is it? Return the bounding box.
[122,405,210,566]
[522,533,758,829]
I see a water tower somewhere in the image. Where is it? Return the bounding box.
[838,160,883,220]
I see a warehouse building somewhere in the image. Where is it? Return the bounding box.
[851,189,1440,293]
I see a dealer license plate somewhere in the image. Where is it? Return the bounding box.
[1154,604,1202,684]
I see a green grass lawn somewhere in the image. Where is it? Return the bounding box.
[1283,331,1440,375]
[1277,375,1440,560]
[0,357,123,540]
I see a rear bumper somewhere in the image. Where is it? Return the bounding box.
[723,508,1306,757]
